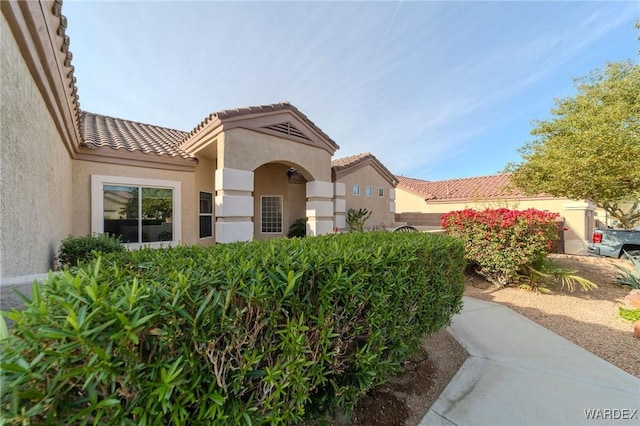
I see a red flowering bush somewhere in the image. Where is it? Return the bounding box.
[441,208,559,287]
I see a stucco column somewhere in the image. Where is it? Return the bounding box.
[562,201,596,254]
[333,182,346,231]
[215,168,254,243]
[389,188,396,214]
[306,181,335,236]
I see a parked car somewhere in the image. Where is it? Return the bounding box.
[587,227,640,261]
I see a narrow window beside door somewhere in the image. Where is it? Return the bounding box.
[199,192,213,238]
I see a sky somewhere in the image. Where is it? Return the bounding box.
[63,1,639,181]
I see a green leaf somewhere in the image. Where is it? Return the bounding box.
[95,398,121,408]
[0,313,9,340]
[39,326,75,339]
[85,284,97,302]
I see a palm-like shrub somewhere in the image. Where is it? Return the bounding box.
[287,218,307,238]
[347,208,371,232]
[615,252,640,289]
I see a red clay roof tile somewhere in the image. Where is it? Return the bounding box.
[396,174,527,201]
[81,112,194,159]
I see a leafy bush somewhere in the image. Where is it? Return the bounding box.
[1,232,465,425]
[441,208,559,287]
[619,307,640,322]
[287,218,307,238]
[57,233,125,268]
[614,253,640,289]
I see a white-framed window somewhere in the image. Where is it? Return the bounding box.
[199,191,213,239]
[366,186,373,197]
[379,188,384,197]
[353,185,360,196]
[91,175,181,248]
[261,195,282,234]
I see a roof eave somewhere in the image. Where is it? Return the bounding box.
[2,0,82,157]
[76,145,198,172]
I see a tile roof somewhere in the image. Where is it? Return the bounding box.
[53,0,82,135]
[396,174,527,201]
[81,112,194,159]
[331,152,372,170]
[332,152,398,185]
[180,101,339,150]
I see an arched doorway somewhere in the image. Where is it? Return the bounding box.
[253,162,310,241]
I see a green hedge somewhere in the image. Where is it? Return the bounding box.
[1,232,465,425]
[57,233,125,268]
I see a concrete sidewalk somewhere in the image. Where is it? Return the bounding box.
[422,297,640,426]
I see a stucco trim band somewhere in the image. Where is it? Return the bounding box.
[564,202,596,211]
[308,220,334,237]
[216,222,253,243]
[215,195,254,218]
[306,200,334,218]
[306,181,334,198]
[215,168,254,192]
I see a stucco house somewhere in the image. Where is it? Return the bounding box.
[395,174,596,255]
[1,0,399,283]
[331,152,398,230]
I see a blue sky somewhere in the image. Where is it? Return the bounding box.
[63,1,639,181]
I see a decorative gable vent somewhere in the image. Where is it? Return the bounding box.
[263,122,311,141]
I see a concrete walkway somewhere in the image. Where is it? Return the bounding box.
[422,297,640,426]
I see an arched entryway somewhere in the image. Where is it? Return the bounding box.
[253,162,310,241]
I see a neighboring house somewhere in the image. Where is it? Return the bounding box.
[395,174,596,255]
[331,153,398,230]
[0,1,397,282]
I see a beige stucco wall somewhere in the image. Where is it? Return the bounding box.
[220,128,332,182]
[396,188,594,253]
[253,163,306,240]
[396,189,431,213]
[397,195,570,217]
[72,159,198,244]
[1,14,74,278]
[337,165,396,229]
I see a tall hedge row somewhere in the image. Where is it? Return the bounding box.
[1,232,465,425]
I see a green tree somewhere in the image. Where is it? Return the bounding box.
[507,60,640,229]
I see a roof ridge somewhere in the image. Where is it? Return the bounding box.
[397,173,512,184]
[332,152,398,185]
[180,101,291,145]
[396,173,522,201]
[179,101,338,151]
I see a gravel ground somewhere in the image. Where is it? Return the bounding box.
[465,254,640,378]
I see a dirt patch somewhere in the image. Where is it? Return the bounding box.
[335,329,468,426]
